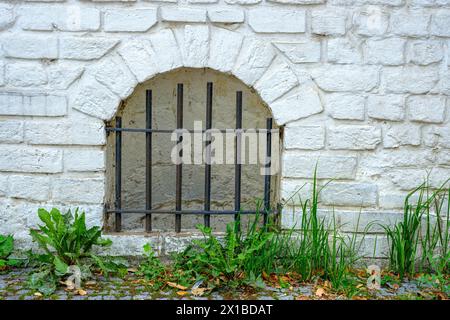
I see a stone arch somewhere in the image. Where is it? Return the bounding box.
[68,25,323,127]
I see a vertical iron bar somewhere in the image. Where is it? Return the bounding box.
[175,84,183,233]
[145,90,152,232]
[234,91,243,226]
[115,117,122,232]
[204,82,213,227]
[263,118,273,225]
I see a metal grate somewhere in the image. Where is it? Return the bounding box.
[106,82,276,233]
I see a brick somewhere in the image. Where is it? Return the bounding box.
[24,116,105,146]
[181,25,209,68]
[390,12,430,36]
[383,123,421,148]
[328,126,381,150]
[274,41,321,63]
[311,65,379,92]
[208,28,243,73]
[327,38,362,64]
[270,85,323,125]
[2,35,58,59]
[336,211,401,234]
[104,8,157,32]
[408,40,444,65]
[321,182,378,207]
[161,8,206,23]
[0,175,6,196]
[225,0,261,3]
[382,66,439,94]
[268,0,324,3]
[47,63,84,90]
[20,6,100,32]
[284,125,325,150]
[379,192,414,209]
[233,38,275,86]
[52,177,104,204]
[149,29,183,74]
[431,11,450,36]
[360,149,435,173]
[407,95,446,123]
[189,0,218,3]
[208,9,244,23]
[0,4,15,31]
[311,10,347,36]
[354,8,389,36]
[60,37,119,60]
[367,95,405,121]
[325,93,365,120]
[118,39,158,83]
[6,63,47,87]
[423,126,450,148]
[365,38,405,65]
[64,148,105,172]
[93,54,138,99]
[280,179,313,204]
[248,8,306,33]
[432,70,450,95]
[388,168,448,190]
[410,0,450,6]
[282,153,357,179]
[0,62,3,86]
[0,146,62,173]
[72,77,120,121]
[0,93,67,117]
[0,120,23,143]
[8,175,51,201]
[255,60,298,103]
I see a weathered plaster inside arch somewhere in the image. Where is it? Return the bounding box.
[104,67,280,232]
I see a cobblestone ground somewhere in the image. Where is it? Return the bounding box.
[0,269,444,300]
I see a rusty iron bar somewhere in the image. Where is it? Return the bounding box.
[114,116,122,232]
[145,90,152,232]
[175,83,183,233]
[204,82,213,227]
[234,91,243,228]
[263,118,273,225]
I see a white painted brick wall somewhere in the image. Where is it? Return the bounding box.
[0,0,448,257]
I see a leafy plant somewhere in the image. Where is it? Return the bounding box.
[28,208,126,295]
[137,243,165,283]
[0,234,20,270]
[174,207,276,288]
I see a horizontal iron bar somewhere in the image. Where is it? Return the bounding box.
[106,209,276,215]
[106,127,274,133]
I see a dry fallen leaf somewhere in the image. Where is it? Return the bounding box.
[127,268,138,273]
[76,289,87,296]
[177,291,189,296]
[191,287,207,296]
[167,282,188,290]
[352,296,368,300]
[34,292,43,297]
[315,287,326,298]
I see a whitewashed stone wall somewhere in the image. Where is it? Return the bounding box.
[0,0,449,257]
